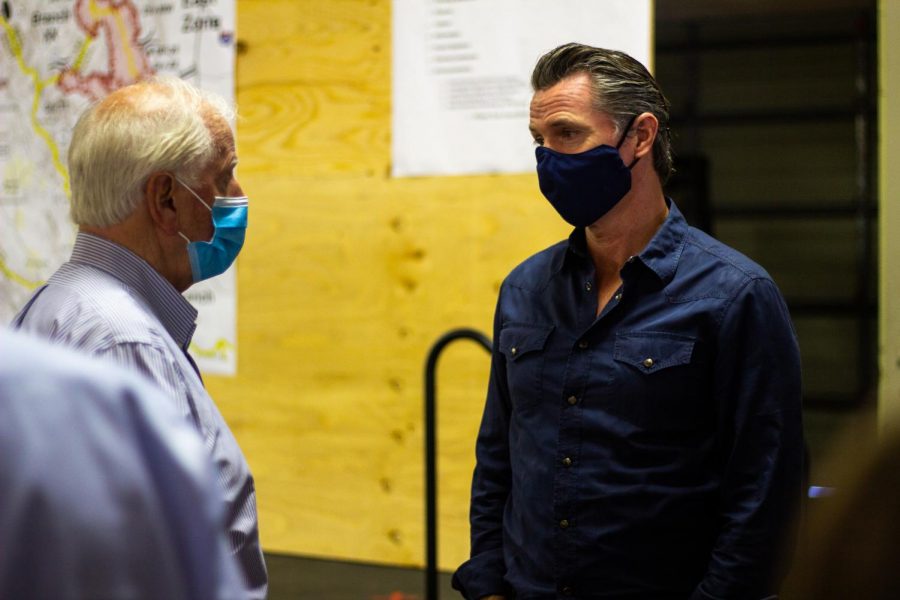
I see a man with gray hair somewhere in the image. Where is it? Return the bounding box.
[453,44,803,599]
[12,76,267,598]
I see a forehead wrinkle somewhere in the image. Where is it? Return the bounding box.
[530,95,580,121]
[201,107,234,156]
[530,100,594,129]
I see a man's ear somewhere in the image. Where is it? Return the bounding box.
[633,112,658,160]
[144,172,179,235]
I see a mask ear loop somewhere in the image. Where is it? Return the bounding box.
[173,176,212,245]
[173,176,213,211]
[615,114,641,169]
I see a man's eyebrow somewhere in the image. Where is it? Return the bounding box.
[546,117,582,129]
[218,159,238,183]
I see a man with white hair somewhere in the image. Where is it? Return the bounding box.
[12,76,267,598]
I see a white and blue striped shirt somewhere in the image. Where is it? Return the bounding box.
[12,232,267,599]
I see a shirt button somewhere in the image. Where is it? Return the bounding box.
[510,347,517,356]
[562,457,573,467]
[566,395,578,406]
[585,281,592,292]
[614,292,623,301]
[642,357,654,368]
[562,586,574,596]
[559,519,569,529]
[578,340,588,349]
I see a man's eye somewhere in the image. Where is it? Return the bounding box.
[560,129,578,139]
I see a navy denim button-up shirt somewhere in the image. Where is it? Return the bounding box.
[453,201,803,600]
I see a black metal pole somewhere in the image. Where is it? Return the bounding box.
[424,328,491,600]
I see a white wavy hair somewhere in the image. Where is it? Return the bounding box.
[68,75,235,227]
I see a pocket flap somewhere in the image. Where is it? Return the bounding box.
[613,332,696,373]
[499,323,553,361]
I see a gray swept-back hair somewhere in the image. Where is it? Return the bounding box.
[68,75,235,227]
[531,43,674,183]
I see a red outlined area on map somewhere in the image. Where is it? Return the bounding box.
[57,0,154,101]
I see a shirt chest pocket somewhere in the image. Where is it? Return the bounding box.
[610,332,707,431]
[499,323,553,411]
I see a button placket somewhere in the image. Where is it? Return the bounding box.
[555,320,589,573]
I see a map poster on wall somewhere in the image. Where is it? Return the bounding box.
[0,0,239,375]
[392,0,652,177]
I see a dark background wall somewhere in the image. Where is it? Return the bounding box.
[656,0,878,484]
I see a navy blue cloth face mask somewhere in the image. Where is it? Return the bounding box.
[535,114,639,227]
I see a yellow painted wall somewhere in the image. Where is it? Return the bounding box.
[205,0,568,570]
[879,0,900,430]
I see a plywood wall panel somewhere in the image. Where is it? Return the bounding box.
[208,0,567,569]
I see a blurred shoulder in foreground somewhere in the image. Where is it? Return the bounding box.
[0,329,246,600]
[783,413,900,599]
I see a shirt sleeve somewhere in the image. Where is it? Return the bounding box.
[452,296,514,600]
[97,343,268,599]
[694,277,804,599]
[96,341,201,429]
[96,341,268,599]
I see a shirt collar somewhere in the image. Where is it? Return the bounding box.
[69,232,198,348]
[559,198,689,286]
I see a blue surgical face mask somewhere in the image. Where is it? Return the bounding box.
[175,178,248,284]
[535,115,639,228]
